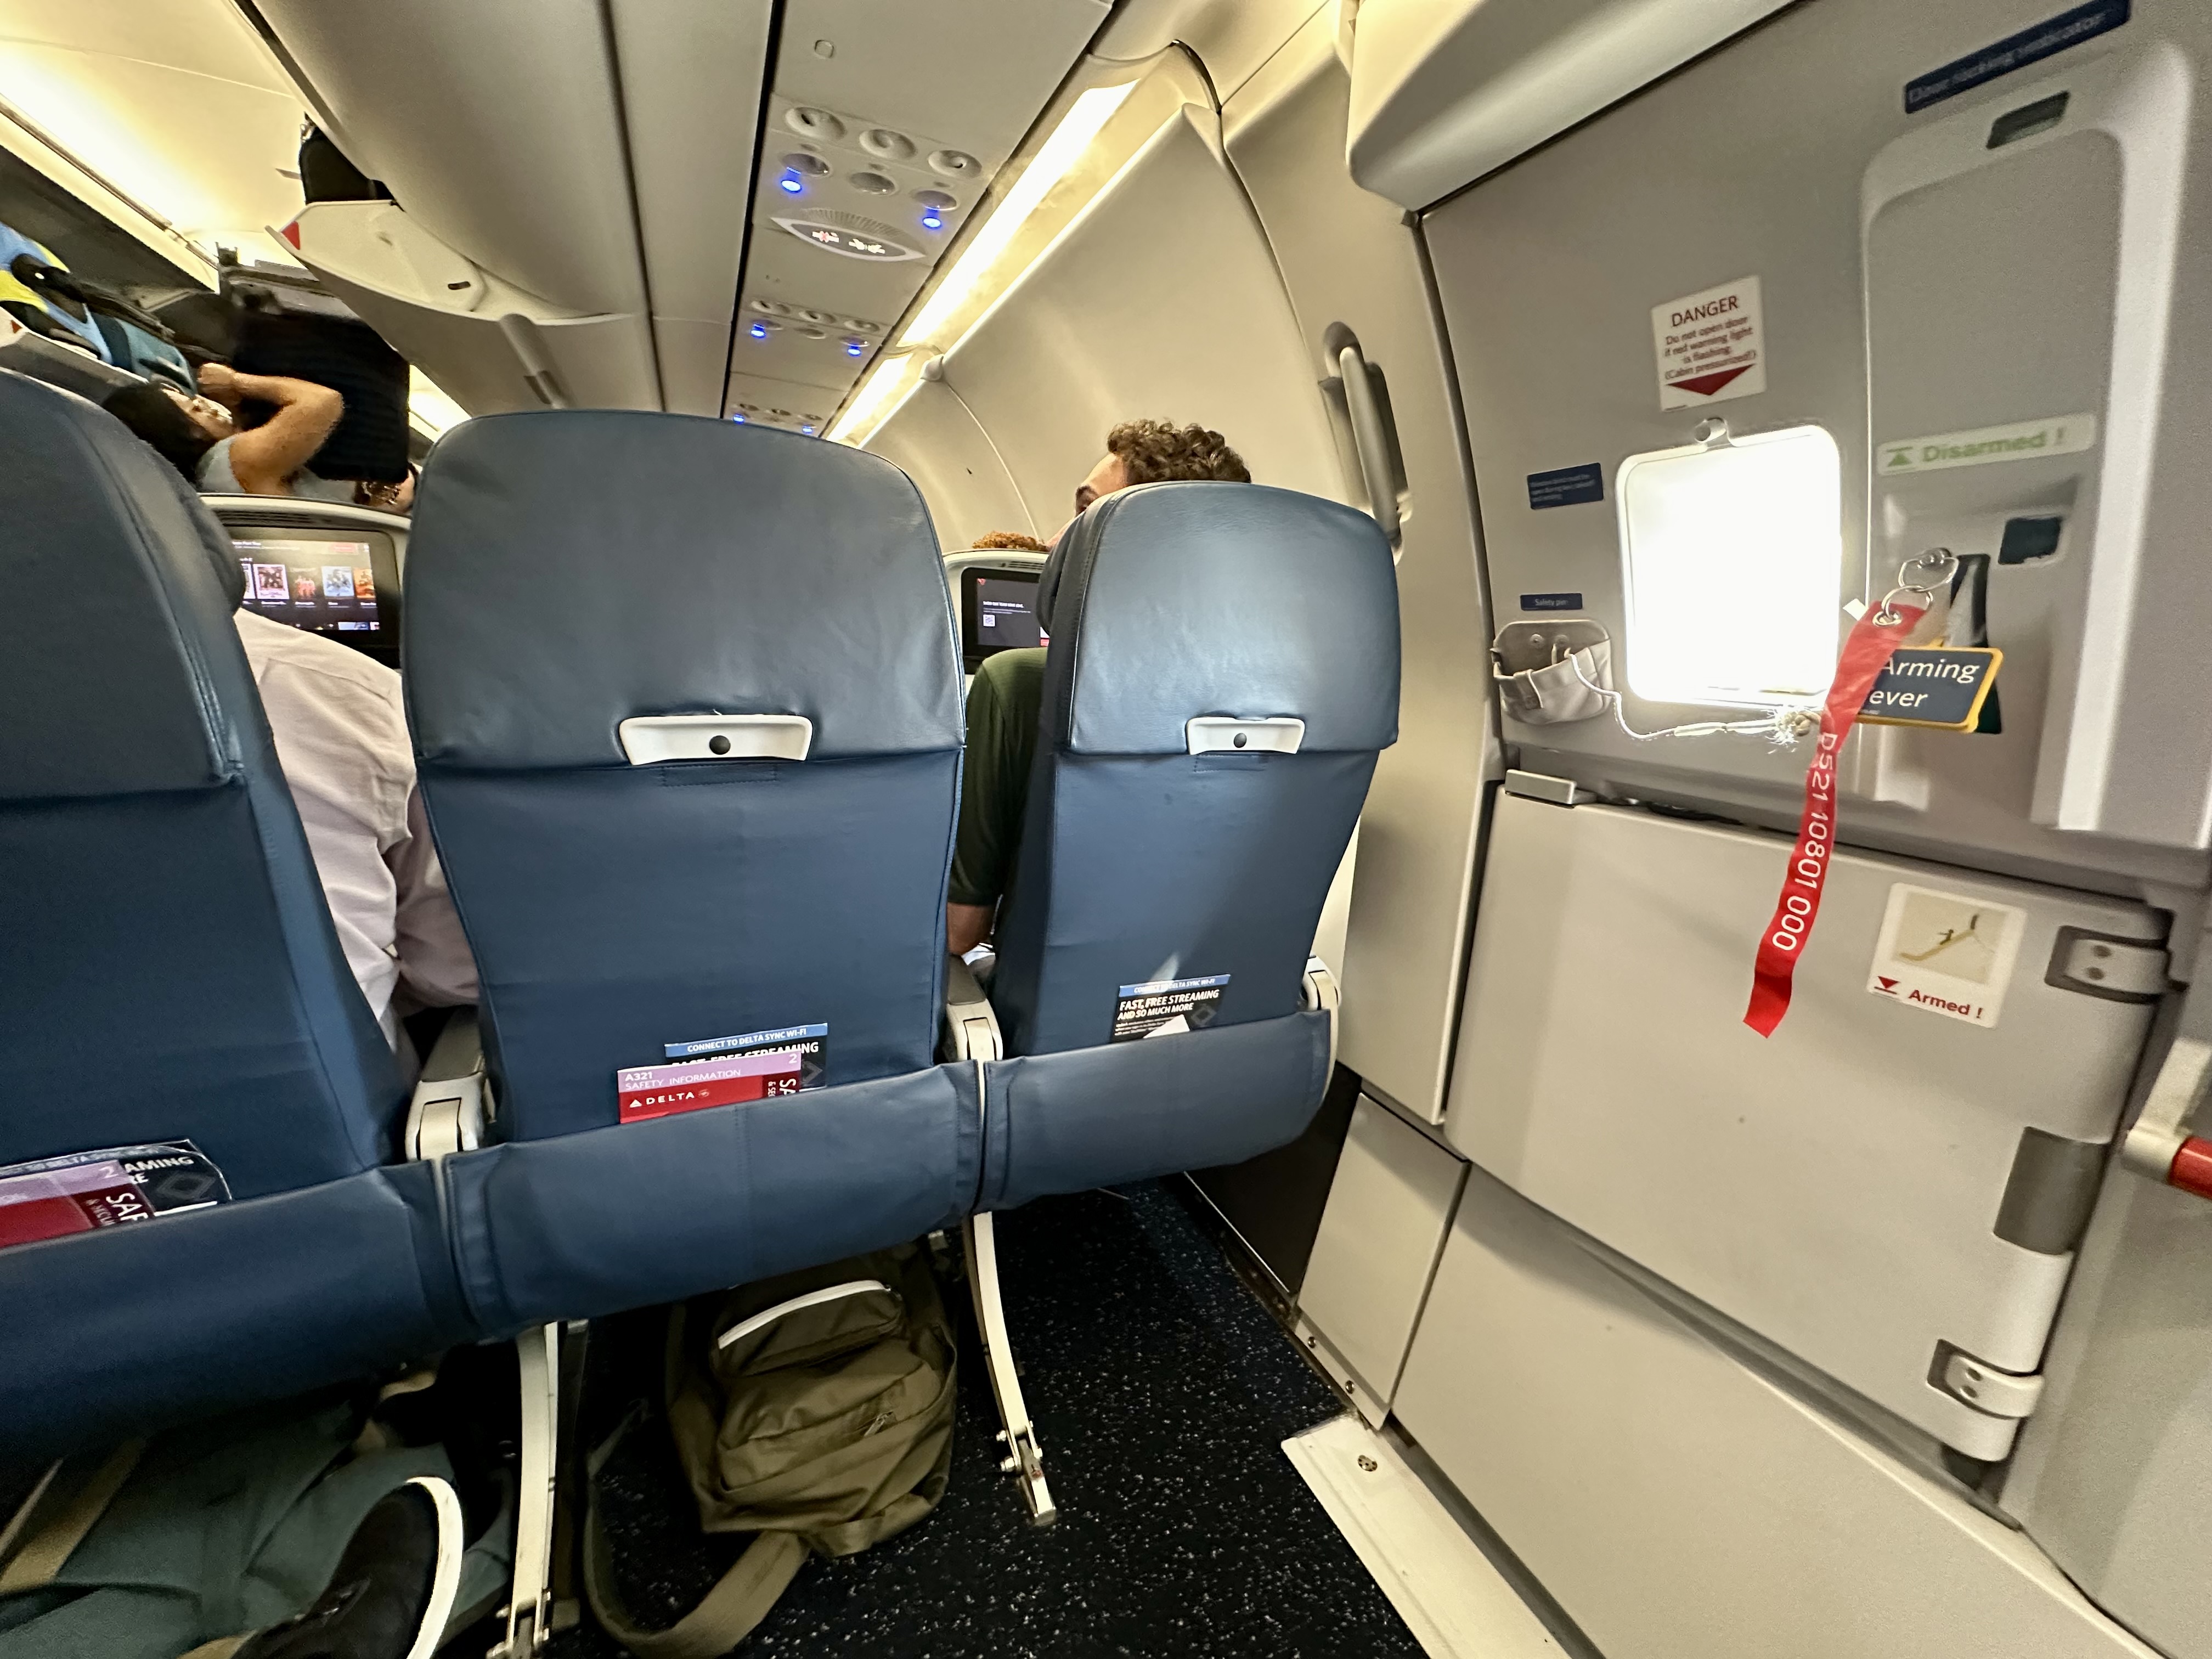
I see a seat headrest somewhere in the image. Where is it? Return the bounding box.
[405,412,963,767]
[0,370,248,801]
[1045,482,1400,756]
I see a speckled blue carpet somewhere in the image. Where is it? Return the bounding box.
[556,1182,1425,1658]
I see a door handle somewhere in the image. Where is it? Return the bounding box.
[1336,343,1401,547]
[2121,1034,2212,1201]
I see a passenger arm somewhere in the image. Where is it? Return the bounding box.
[389,787,480,1009]
[201,364,343,494]
[947,902,995,956]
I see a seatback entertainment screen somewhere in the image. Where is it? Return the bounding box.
[961,567,1044,666]
[234,537,383,638]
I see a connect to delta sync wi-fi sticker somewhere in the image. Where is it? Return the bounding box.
[1866,883,2027,1029]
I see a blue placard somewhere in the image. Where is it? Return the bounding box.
[1905,1,2128,114]
[1521,592,1584,612]
[1527,462,1605,510]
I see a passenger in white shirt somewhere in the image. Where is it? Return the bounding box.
[234,609,478,1049]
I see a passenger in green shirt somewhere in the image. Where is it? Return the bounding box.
[946,420,1251,954]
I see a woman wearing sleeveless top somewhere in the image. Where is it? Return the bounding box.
[103,364,358,502]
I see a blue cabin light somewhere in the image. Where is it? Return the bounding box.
[730,411,746,422]
[845,340,865,357]
[749,321,769,339]
[801,424,817,435]
[779,171,805,194]
[921,208,943,230]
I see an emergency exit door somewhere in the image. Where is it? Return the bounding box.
[1445,792,2162,1456]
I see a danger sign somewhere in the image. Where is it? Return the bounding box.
[1653,276,1765,409]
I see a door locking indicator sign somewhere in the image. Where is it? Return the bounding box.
[1652,276,1765,409]
[1877,414,2096,476]
[1903,0,2130,114]
[1867,884,2027,1029]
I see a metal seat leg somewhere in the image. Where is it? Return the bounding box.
[489,1323,560,1657]
[963,1211,1055,1525]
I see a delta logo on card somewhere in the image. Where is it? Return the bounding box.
[617,1051,805,1123]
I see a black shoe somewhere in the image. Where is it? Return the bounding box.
[235,1476,462,1659]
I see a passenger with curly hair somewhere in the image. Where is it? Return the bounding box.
[947,420,1250,955]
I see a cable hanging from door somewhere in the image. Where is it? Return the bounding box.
[1565,652,1820,748]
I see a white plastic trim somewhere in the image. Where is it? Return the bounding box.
[617,714,813,764]
[1187,715,1306,755]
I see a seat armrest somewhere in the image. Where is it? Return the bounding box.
[406,1008,492,1160]
[943,953,1004,1063]
[1301,956,1340,1078]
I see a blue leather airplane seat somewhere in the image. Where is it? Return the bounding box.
[0,370,471,1474]
[980,482,1399,1210]
[404,411,980,1332]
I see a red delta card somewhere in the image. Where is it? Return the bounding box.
[0,1161,157,1248]
[616,1051,804,1124]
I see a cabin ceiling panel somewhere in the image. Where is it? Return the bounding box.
[724,370,834,432]
[935,108,1347,534]
[610,0,771,322]
[865,377,1034,550]
[607,0,773,414]
[727,0,1110,419]
[775,0,1108,168]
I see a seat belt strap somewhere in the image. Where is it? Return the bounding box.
[0,1440,145,1594]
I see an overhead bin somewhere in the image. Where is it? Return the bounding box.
[246,0,776,413]
[1345,0,1796,210]
[284,203,658,415]
[248,0,648,316]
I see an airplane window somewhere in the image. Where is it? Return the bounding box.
[1617,424,1842,708]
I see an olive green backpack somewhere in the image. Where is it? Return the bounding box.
[583,1244,957,1657]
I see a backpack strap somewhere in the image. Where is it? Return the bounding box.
[580,1406,807,1659]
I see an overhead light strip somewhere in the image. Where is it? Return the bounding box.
[896,81,1135,351]
[826,350,923,445]
[830,81,1136,448]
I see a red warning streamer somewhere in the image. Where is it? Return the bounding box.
[1743,603,1926,1036]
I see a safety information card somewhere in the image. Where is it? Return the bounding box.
[1113,975,1229,1042]
[618,1051,804,1123]
[0,1141,230,1251]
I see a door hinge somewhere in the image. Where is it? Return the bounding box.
[2044,927,2168,1003]
[1930,1341,2044,1419]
